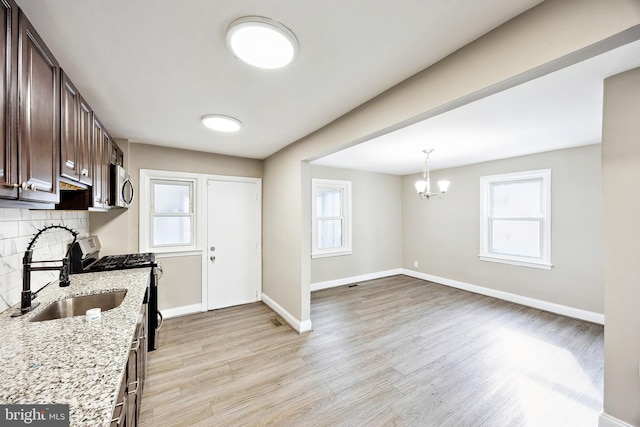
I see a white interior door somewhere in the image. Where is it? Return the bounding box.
[207,179,261,310]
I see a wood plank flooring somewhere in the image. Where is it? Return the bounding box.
[139,275,603,427]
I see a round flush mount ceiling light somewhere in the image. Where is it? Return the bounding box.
[201,115,242,132]
[226,16,298,69]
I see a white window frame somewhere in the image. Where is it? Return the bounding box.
[140,169,201,254]
[479,169,552,270]
[312,179,352,258]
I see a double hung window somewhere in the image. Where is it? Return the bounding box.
[479,169,551,269]
[140,169,198,253]
[312,179,352,258]
[150,180,194,247]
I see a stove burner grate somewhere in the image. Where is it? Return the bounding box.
[89,253,157,271]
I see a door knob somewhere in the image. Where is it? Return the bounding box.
[210,256,216,261]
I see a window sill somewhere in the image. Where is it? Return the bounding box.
[479,255,552,270]
[312,250,352,259]
[142,248,202,257]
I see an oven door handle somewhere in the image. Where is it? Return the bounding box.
[157,311,164,331]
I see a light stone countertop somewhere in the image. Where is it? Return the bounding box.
[0,268,151,427]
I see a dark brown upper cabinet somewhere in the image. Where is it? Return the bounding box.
[15,10,59,204]
[78,97,93,186]
[2,4,118,209]
[111,140,123,166]
[92,115,110,210]
[100,128,111,207]
[0,0,18,199]
[61,71,93,186]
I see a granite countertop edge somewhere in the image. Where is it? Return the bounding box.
[0,268,151,427]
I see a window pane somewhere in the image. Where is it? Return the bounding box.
[154,183,191,213]
[490,219,541,258]
[153,216,191,245]
[316,188,342,217]
[318,219,342,249]
[491,179,541,217]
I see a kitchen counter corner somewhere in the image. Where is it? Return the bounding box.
[0,268,151,427]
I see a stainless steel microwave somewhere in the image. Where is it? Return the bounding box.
[111,164,134,208]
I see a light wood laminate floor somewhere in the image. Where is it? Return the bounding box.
[139,275,603,427]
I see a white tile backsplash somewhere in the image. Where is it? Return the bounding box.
[0,208,90,314]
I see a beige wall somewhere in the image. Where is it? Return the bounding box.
[263,147,307,320]
[264,0,640,327]
[156,255,202,310]
[310,166,402,284]
[91,142,263,311]
[602,67,640,426]
[402,145,603,313]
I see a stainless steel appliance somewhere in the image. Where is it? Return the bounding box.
[110,164,134,208]
[69,236,162,351]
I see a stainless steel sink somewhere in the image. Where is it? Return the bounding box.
[30,290,127,322]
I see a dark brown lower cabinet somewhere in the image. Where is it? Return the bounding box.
[111,302,147,427]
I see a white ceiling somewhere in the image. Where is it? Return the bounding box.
[313,39,640,175]
[14,0,542,161]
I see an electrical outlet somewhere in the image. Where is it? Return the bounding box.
[414,261,419,268]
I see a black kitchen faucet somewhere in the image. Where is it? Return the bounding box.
[11,225,78,318]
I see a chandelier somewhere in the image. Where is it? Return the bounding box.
[414,149,450,199]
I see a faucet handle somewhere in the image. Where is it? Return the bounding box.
[59,257,71,287]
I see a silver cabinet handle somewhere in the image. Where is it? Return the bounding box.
[81,168,89,176]
[128,379,139,395]
[29,183,36,191]
[65,160,74,168]
[110,398,126,424]
[21,182,36,191]
[210,256,216,261]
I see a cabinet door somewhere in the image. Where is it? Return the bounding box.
[17,11,59,203]
[60,71,79,181]
[111,140,123,166]
[0,0,18,199]
[111,369,128,427]
[92,116,104,207]
[101,130,111,206]
[78,96,93,186]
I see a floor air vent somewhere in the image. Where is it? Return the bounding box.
[270,317,284,327]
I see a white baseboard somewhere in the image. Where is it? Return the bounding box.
[311,268,403,292]
[261,293,312,334]
[161,303,202,319]
[402,269,605,325]
[599,412,633,427]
